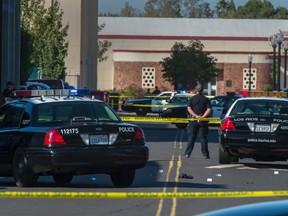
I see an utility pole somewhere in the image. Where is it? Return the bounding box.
[80,0,98,90]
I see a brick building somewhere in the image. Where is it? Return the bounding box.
[55,1,288,95]
[97,17,287,95]
[3,1,286,94]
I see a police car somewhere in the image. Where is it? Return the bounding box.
[160,93,195,129]
[121,91,177,116]
[219,96,288,164]
[210,93,242,117]
[0,89,149,187]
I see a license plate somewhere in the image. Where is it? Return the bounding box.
[255,124,270,132]
[90,135,108,145]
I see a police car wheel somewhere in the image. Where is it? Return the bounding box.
[230,156,239,163]
[136,108,147,116]
[13,148,38,187]
[110,169,135,187]
[218,145,231,164]
[53,174,74,184]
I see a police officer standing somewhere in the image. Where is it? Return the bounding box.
[152,86,161,95]
[184,84,212,159]
[2,81,16,102]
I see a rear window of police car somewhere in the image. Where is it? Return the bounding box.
[31,102,121,125]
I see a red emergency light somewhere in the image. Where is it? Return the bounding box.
[239,90,249,97]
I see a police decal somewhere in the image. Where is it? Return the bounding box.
[60,128,79,134]
[119,127,135,133]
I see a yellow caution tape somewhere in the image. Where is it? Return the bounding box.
[107,103,191,109]
[120,116,221,125]
[250,91,288,97]
[1,191,288,199]
[122,103,181,108]
[108,95,172,99]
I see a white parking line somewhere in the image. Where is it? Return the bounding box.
[206,164,288,171]
[237,166,258,170]
[206,164,243,169]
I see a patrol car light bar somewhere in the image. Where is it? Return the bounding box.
[178,90,194,94]
[14,89,91,98]
[239,90,288,98]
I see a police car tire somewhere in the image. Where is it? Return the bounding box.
[53,174,74,184]
[136,108,147,116]
[218,145,231,164]
[230,156,239,163]
[110,169,135,187]
[13,148,38,187]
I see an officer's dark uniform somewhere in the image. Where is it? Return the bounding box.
[184,93,211,158]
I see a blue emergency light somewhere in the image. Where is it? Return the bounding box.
[68,89,90,96]
[14,89,91,98]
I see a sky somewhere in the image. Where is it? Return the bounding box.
[99,0,288,14]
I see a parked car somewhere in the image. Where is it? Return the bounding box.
[20,82,51,90]
[161,93,241,126]
[162,93,195,112]
[161,93,241,129]
[210,93,243,117]
[121,91,177,116]
[64,82,75,89]
[28,79,65,89]
[219,97,288,164]
[0,89,149,187]
[161,93,195,129]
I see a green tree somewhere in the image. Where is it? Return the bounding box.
[227,0,236,18]
[20,26,34,84]
[144,0,213,18]
[215,0,229,18]
[183,0,213,18]
[216,0,236,18]
[98,23,112,62]
[160,41,218,90]
[144,0,181,17]
[98,12,120,17]
[273,6,288,19]
[120,2,142,17]
[21,0,69,80]
[143,0,159,17]
[235,0,274,19]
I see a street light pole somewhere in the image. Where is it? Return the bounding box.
[248,54,253,93]
[271,35,277,91]
[277,31,284,91]
[283,40,288,89]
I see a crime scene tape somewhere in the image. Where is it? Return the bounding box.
[109,95,171,99]
[1,191,288,199]
[121,103,187,108]
[120,116,221,125]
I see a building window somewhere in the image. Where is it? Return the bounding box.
[142,67,155,88]
[243,68,257,90]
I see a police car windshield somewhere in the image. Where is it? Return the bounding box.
[230,100,288,116]
[31,102,121,126]
[169,96,191,104]
[210,95,240,107]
